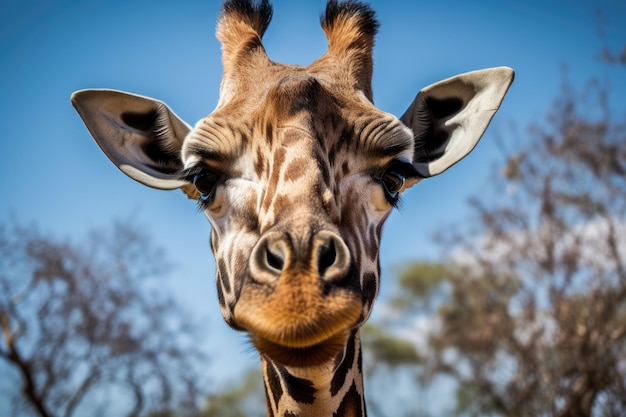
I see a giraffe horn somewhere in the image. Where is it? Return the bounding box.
[216,0,273,98]
[319,0,379,101]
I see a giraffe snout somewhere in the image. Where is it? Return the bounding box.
[235,227,361,363]
[250,229,351,285]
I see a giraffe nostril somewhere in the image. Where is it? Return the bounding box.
[266,245,285,272]
[317,240,337,277]
[250,233,287,284]
[316,233,350,283]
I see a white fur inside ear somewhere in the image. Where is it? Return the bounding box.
[402,67,514,177]
[71,89,191,190]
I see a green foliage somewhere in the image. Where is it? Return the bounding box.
[434,269,520,355]
[145,369,266,417]
[391,262,448,310]
[199,369,266,417]
[362,324,421,368]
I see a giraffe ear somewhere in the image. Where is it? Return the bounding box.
[71,89,190,190]
[400,67,514,177]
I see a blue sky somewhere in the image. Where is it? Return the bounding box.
[1,0,625,412]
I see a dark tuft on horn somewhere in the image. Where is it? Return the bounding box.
[220,0,273,38]
[317,0,379,101]
[321,0,379,40]
[217,0,273,86]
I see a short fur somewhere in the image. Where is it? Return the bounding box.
[320,0,379,100]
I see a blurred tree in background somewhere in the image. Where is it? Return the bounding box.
[365,54,626,416]
[0,220,208,417]
[146,369,266,417]
[197,369,265,417]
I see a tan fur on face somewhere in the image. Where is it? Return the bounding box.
[234,269,362,348]
[234,266,362,366]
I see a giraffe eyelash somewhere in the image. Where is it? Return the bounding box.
[178,164,208,182]
[375,159,417,208]
[179,165,224,210]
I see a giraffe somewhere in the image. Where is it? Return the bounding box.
[71,1,513,415]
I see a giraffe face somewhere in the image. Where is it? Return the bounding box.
[180,72,417,366]
[72,0,513,372]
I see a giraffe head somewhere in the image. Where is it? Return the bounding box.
[72,0,513,368]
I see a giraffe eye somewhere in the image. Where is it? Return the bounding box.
[193,171,220,203]
[381,170,405,199]
[376,159,417,206]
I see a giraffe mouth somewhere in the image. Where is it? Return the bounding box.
[233,273,363,366]
[251,330,352,367]
[236,299,362,367]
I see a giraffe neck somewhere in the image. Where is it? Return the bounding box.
[261,330,366,417]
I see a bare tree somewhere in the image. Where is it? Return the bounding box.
[0,220,207,417]
[365,58,626,417]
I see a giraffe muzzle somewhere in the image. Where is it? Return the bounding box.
[234,228,362,363]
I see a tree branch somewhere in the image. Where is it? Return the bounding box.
[1,321,54,417]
